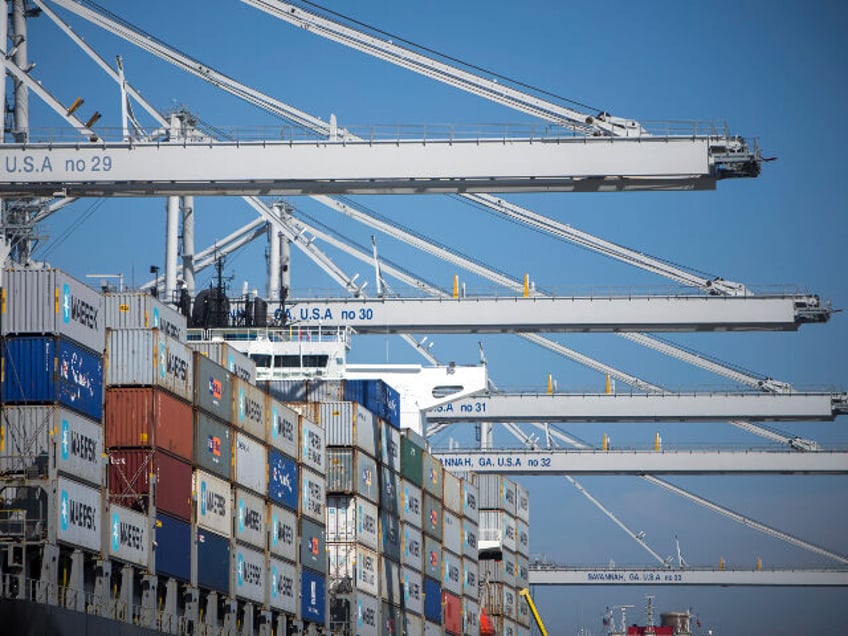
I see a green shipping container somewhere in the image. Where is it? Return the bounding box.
[400,435,423,487]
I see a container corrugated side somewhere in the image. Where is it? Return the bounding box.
[421,451,443,498]
[443,510,463,555]
[483,584,516,619]
[442,548,463,596]
[301,466,326,524]
[155,513,191,581]
[379,465,399,514]
[108,449,192,520]
[380,509,401,563]
[234,431,268,495]
[321,401,377,454]
[379,420,400,473]
[516,518,530,557]
[515,554,530,589]
[381,601,401,636]
[56,476,102,552]
[443,590,463,636]
[424,620,440,636]
[300,413,326,474]
[380,556,402,606]
[476,474,504,512]
[105,329,193,402]
[300,517,327,574]
[269,557,298,614]
[462,518,479,559]
[188,342,256,384]
[422,492,442,541]
[515,592,531,629]
[326,495,379,551]
[327,543,379,597]
[3,268,105,354]
[479,552,517,586]
[103,292,187,341]
[401,565,423,616]
[0,406,103,485]
[193,352,233,422]
[307,379,345,403]
[263,379,308,403]
[462,476,479,524]
[515,481,530,522]
[463,598,480,636]
[234,543,266,604]
[423,534,442,581]
[194,412,233,480]
[400,435,423,487]
[2,336,104,421]
[301,568,327,625]
[267,398,300,458]
[400,479,423,529]
[400,522,423,570]
[232,376,266,440]
[197,528,231,594]
[462,558,478,600]
[105,387,193,461]
[423,577,442,624]
[403,612,423,636]
[329,591,379,636]
[326,448,379,503]
[195,469,232,536]
[268,448,299,511]
[442,470,462,515]
[268,503,298,561]
[108,504,150,568]
[480,510,516,552]
[285,401,320,426]
[234,487,265,549]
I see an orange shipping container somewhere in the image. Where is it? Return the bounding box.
[443,591,462,636]
[108,449,192,521]
[105,387,194,461]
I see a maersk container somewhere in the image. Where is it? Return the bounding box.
[381,602,401,636]
[234,488,266,550]
[516,519,530,557]
[442,549,463,596]
[326,448,379,503]
[103,291,187,342]
[188,342,256,384]
[320,401,377,454]
[194,412,232,480]
[483,583,516,620]
[462,476,479,524]
[379,465,399,514]
[480,510,516,553]
[402,565,423,616]
[56,476,102,552]
[108,504,150,568]
[234,431,268,495]
[379,421,400,473]
[403,612,423,636]
[380,556,402,606]
[234,543,266,604]
[108,449,192,520]
[498,618,517,636]
[300,568,326,625]
[327,543,379,597]
[193,352,233,422]
[326,495,379,551]
[515,554,529,589]
[268,557,298,614]
[401,522,423,570]
[0,406,103,485]
[2,336,104,421]
[400,480,423,529]
[380,509,401,563]
[422,493,442,541]
[479,551,517,586]
[268,503,298,561]
[300,518,327,574]
[300,413,326,474]
[197,528,231,594]
[343,380,400,430]
[307,379,345,403]
[443,590,462,636]
[421,451,443,499]
[105,329,193,402]
[515,594,531,629]
[463,598,480,636]
[195,470,232,537]
[462,519,479,560]
[442,510,463,556]
[268,448,299,512]
[232,377,267,441]
[301,467,326,524]
[155,513,191,581]
[424,620,441,636]
[2,268,105,354]
[264,379,308,403]
[400,435,423,487]
[330,591,380,636]
[105,386,193,461]
[477,474,516,516]
[515,481,530,523]
[423,577,442,624]
[442,470,462,515]
[423,534,442,581]
[462,558,478,600]
[267,398,300,459]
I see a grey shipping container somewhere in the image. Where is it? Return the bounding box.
[56,476,102,552]
[515,592,531,629]
[380,509,401,563]
[422,492,442,541]
[267,398,300,458]
[515,481,530,522]
[400,480,423,529]
[234,487,266,550]
[403,612,423,636]
[479,551,517,586]
[105,329,194,402]
[232,377,267,441]
[380,557,403,606]
[103,292,187,342]
[195,470,232,537]
[194,412,233,480]
[424,620,440,636]
[462,558,478,600]
[108,504,150,568]
[326,448,379,504]
[379,465,399,514]
[462,476,479,524]
[483,583,516,620]
[463,598,480,636]
[0,406,103,486]
[193,352,233,422]
[421,451,443,498]
[327,543,379,598]
[516,518,530,557]
[233,543,266,604]
[515,554,530,589]
[301,467,326,524]
[307,379,345,403]
[330,590,380,636]
[381,601,401,636]
[379,421,401,473]
[3,268,105,354]
[300,517,327,574]
[300,414,326,474]
[480,510,516,553]
[462,519,479,559]
[264,380,308,403]
[269,557,299,614]
[321,401,377,454]
[442,470,462,515]
[326,495,379,551]
[401,565,423,616]
[478,474,516,516]
[441,548,463,596]
[423,534,441,581]
[189,341,256,384]
[268,503,298,562]
[400,522,423,570]
[234,431,268,495]
[442,510,463,555]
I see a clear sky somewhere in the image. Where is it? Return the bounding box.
[17,1,848,634]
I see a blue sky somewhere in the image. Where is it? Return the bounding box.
[17,1,848,633]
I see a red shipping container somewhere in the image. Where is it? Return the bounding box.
[108,449,192,520]
[443,591,462,635]
[105,387,193,460]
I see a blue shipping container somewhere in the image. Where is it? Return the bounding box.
[268,448,299,511]
[155,513,191,581]
[263,379,308,402]
[423,576,442,623]
[1,336,103,421]
[345,380,401,429]
[300,568,326,624]
[197,529,231,594]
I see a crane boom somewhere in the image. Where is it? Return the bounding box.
[518,588,549,636]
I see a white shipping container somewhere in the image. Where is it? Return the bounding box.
[515,554,529,589]
[326,495,379,551]
[108,504,149,568]
[57,476,102,552]
[269,557,298,614]
[442,471,462,515]
[441,549,463,596]
[516,519,530,557]
[462,519,478,560]
[188,342,256,384]
[400,480,423,529]
[462,558,478,600]
[301,468,325,523]
[268,504,298,561]
[195,470,232,536]
[515,482,530,523]
[462,477,479,524]
[379,422,401,473]
[424,621,440,636]
[234,432,268,495]
[300,415,326,474]
[501,618,517,636]
[403,612,423,636]
[233,377,267,441]
[442,511,463,555]
[355,591,380,636]
[321,401,377,455]
[402,565,424,616]
[515,590,531,628]
[463,598,480,636]
[106,329,193,401]
[234,488,266,549]
[104,292,187,341]
[234,544,266,604]
[400,523,423,570]
[267,399,299,458]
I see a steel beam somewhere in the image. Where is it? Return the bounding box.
[528,566,848,586]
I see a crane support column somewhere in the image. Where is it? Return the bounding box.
[181,195,195,301]
[12,0,28,143]
[165,196,179,303]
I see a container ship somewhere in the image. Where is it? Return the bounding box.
[0,266,532,636]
